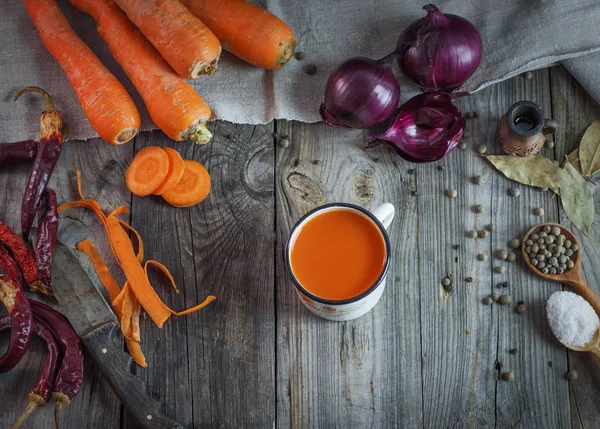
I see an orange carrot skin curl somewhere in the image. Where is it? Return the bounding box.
[24,0,140,145]
[113,0,222,79]
[180,0,296,69]
[69,0,213,144]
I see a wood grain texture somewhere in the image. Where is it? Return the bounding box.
[275,122,423,428]
[3,66,600,429]
[550,65,600,429]
[0,138,126,429]
[125,123,276,429]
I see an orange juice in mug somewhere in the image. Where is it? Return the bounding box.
[285,203,394,321]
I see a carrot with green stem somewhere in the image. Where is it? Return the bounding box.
[24,0,140,145]
[180,0,296,69]
[113,0,222,79]
[69,0,213,144]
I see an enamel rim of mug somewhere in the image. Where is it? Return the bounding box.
[285,203,391,306]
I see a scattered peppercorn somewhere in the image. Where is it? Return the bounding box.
[478,230,489,238]
[497,250,508,260]
[495,361,503,370]
[443,283,453,292]
[498,294,512,305]
[294,51,306,60]
[465,277,473,283]
[485,223,494,232]
[502,371,515,381]
[447,189,458,198]
[482,296,493,305]
[524,71,533,80]
[509,188,521,197]
[474,204,484,214]
[412,190,418,197]
[494,266,505,274]
[442,277,451,286]
[305,63,317,75]
[517,300,525,306]
[453,244,460,250]
[279,138,290,148]
[545,139,555,148]
[510,239,521,249]
[466,111,474,119]
[458,141,467,149]
[534,207,544,217]
[491,293,500,302]
[516,304,526,314]
[476,144,487,154]
[509,348,518,355]
[474,175,485,185]
[498,282,509,288]
[473,111,480,118]
[566,370,578,381]
[477,253,488,261]
[467,230,477,238]
[507,252,517,262]
[437,165,444,171]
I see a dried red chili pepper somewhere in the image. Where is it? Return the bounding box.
[35,189,58,292]
[29,300,84,428]
[0,316,59,429]
[0,273,33,373]
[0,140,38,164]
[13,86,63,243]
[0,220,45,294]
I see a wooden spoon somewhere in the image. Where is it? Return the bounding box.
[522,222,600,316]
[553,328,600,366]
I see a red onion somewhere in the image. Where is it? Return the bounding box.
[320,55,401,129]
[367,92,465,162]
[398,4,483,91]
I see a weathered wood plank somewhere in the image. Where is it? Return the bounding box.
[125,123,276,428]
[0,138,126,429]
[488,69,570,429]
[275,121,423,428]
[550,65,600,429]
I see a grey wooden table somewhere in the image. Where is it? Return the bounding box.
[1,66,599,429]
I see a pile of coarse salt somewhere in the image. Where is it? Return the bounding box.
[547,291,599,347]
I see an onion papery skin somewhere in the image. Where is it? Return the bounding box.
[398,4,483,91]
[369,92,465,163]
[320,57,401,129]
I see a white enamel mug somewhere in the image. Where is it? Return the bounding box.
[285,203,395,321]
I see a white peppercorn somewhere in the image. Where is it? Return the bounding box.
[474,175,485,185]
[507,252,517,262]
[509,188,520,197]
[494,266,505,274]
[447,189,458,198]
[467,230,477,238]
[510,239,520,249]
[497,250,508,260]
[478,230,489,238]
[476,144,487,154]
[474,204,484,214]
[534,207,544,217]
[551,226,561,236]
[477,253,488,261]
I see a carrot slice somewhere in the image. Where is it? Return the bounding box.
[126,339,147,367]
[126,147,170,197]
[162,160,211,207]
[153,148,185,196]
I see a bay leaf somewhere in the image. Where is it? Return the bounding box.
[566,148,583,176]
[578,119,600,177]
[560,162,594,235]
[484,155,566,193]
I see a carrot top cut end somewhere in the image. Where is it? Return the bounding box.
[191,59,219,79]
[187,123,213,145]
[114,127,138,145]
[278,40,297,68]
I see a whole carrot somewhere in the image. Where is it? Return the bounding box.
[24,0,140,145]
[113,0,222,79]
[181,0,296,69]
[70,0,213,144]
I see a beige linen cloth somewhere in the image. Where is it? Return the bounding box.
[1,0,600,142]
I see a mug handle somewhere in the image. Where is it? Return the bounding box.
[542,119,558,137]
[371,203,395,230]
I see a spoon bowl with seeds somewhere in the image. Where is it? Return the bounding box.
[522,222,600,316]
